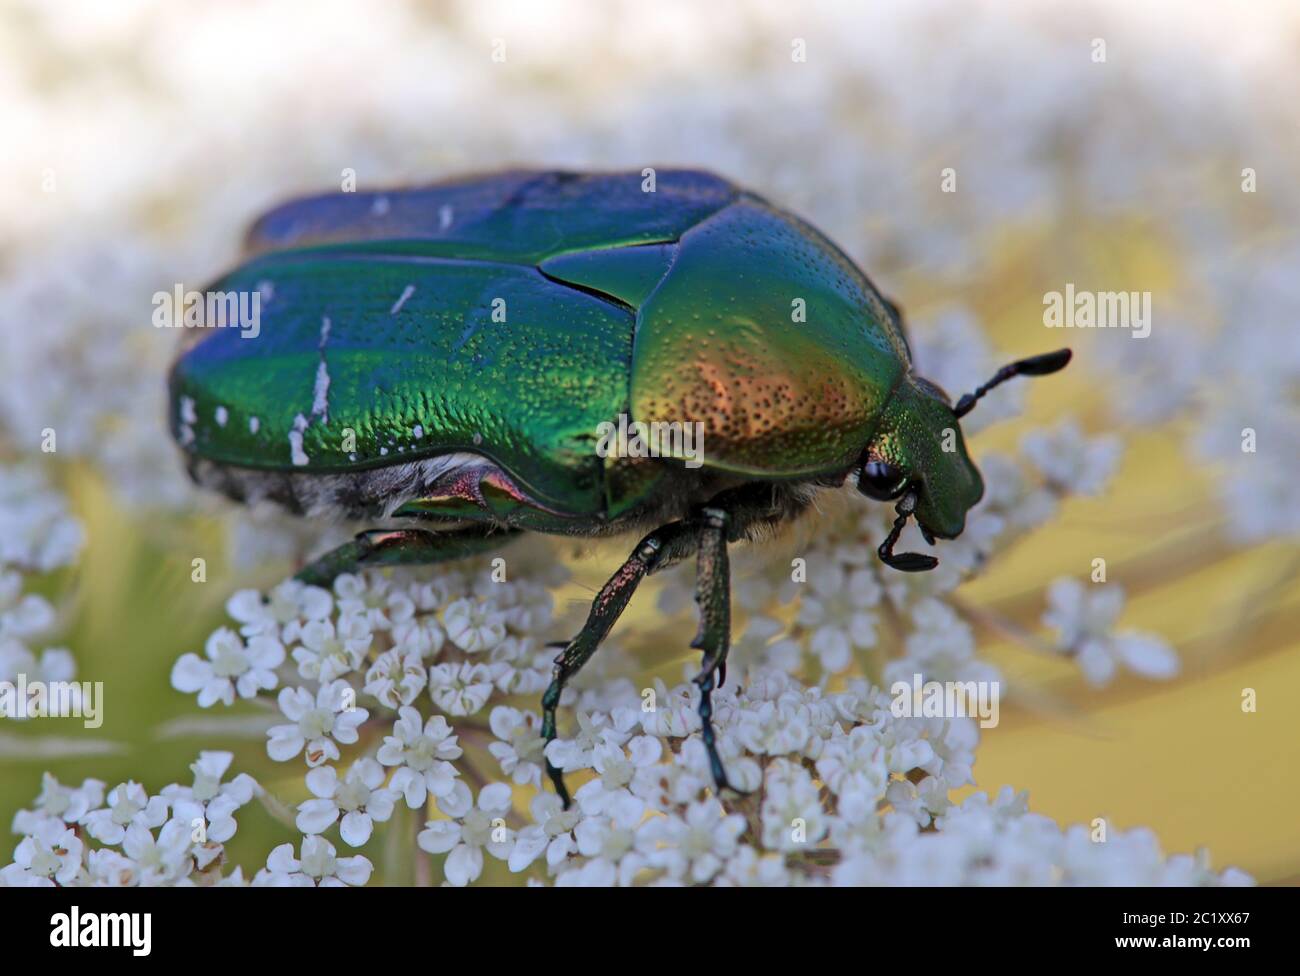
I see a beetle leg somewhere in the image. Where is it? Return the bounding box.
[690,505,741,796]
[541,520,698,807]
[293,525,517,586]
[876,488,939,573]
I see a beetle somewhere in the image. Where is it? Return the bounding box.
[168,168,1069,804]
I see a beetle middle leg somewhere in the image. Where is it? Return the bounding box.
[541,491,776,806]
[690,505,737,794]
[541,519,698,807]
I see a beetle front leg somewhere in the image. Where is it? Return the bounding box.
[541,520,697,807]
[294,525,516,586]
[690,505,740,796]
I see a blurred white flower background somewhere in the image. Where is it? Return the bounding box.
[0,0,1296,886]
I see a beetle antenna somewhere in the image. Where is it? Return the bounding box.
[952,348,1072,419]
[876,488,938,573]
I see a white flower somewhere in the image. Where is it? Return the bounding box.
[570,809,649,886]
[291,614,371,682]
[630,749,713,812]
[491,578,555,633]
[391,611,446,659]
[4,819,83,885]
[123,820,194,886]
[509,792,582,873]
[730,615,801,678]
[226,580,332,639]
[0,639,80,716]
[816,725,889,807]
[296,759,397,846]
[760,760,828,852]
[488,706,546,788]
[730,691,822,759]
[573,736,661,819]
[0,571,55,640]
[172,627,284,707]
[545,710,631,772]
[886,775,953,828]
[639,799,746,884]
[1021,422,1122,496]
[0,466,84,571]
[162,751,258,843]
[11,773,104,834]
[885,598,998,687]
[377,706,463,807]
[81,781,169,845]
[554,857,618,887]
[85,848,141,887]
[428,661,494,715]
[254,836,372,887]
[335,572,415,632]
[442,597,506,652]
[1044,578,1179,686]
[364,647,427,708]
[718,845,791,887]
[266,681,369,766]
[798,561,881,673]
[417,782,513,887]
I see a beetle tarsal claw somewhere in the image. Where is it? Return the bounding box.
[882,551,940,573]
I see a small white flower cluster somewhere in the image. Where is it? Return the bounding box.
[100,523,1217,887]
[1088,229,1300,546]
[2,753,261,887]
[1043,578,1178,687]
[833,787,1252,887]
[0,464,84,720]
[161,559,561,885]
[0,468,1237,888]
[0,465,85,574]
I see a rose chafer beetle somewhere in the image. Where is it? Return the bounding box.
[168,169,1069,803]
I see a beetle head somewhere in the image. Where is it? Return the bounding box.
[856,376,983,543]
[859,348,1071,572]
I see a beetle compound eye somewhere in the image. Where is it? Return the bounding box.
[858,460,908,501]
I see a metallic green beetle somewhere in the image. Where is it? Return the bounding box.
[168,168,1069,803]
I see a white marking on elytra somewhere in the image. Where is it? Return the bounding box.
[312,361,331,419]
[371,195,390,216]
[249,416,260,434]
[310,316,332,424]
[215,406,229,427]
[289,413,310,466]
[380,447,389,456]
[390,284,415,315]
[413,425,424,439]
[472,432,483,445]
[178,396,197,445]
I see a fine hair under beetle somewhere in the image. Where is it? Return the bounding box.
[168,169,1070,803]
